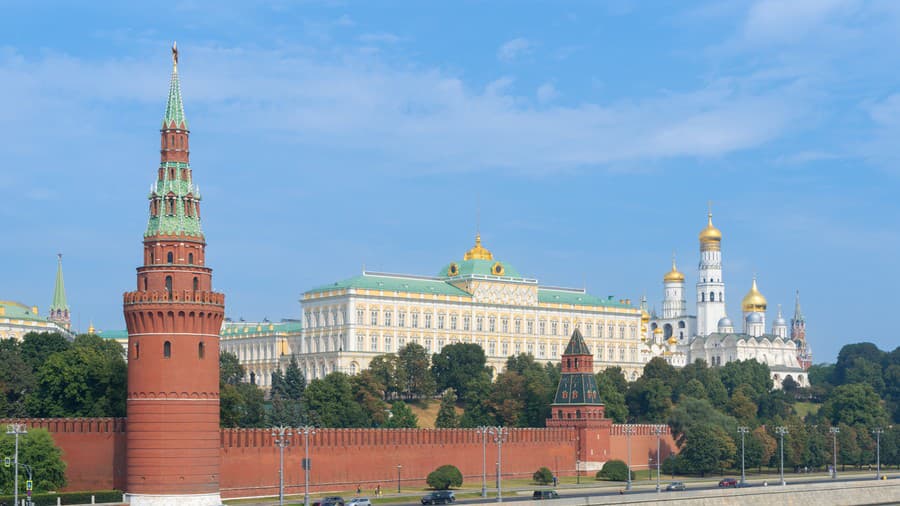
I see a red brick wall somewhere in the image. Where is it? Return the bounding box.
[608,424,677,471]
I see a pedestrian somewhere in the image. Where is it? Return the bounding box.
[553,475,558,487]
[357,484,361,496]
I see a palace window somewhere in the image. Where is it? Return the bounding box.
[425,314,432,329]
[608,324,614,337]
[619,325,625,338]
[488,317,496,333]
[539,343,546,358]
[385,336,392,352]
[398,312,406,328]
[356,310,364,325]
[425,338,433,352]
[489,341,496,356]
[515,342,522,354]
[607,346,613,360]
[450,315,457,330]
[437,314,445,330]
[502,342,509,355]
[527,320,534,335]
[630,325,636,338]
[539,320,546,335]
[384,311,392,327]
[551,321,557,335]
[586,323,592,337]
[563,322,569,336]
[527,343,534,354]
[370,336,378,351]
[412,312,419,328]
[356,335,363,349]
[552,344,558,357]
[463,316,471,331]
[514,319,521,334]
[619,347,625,361]
[501,318,509,333]
[370,310,378,326]
[437,338,444,351]
[476,316,483,332]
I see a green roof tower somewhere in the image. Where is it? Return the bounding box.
[48,253,71,330]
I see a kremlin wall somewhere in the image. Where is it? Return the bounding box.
[0,418,674,499]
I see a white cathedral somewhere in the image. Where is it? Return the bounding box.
[642,211,812,388]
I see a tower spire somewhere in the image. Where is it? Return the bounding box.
[49,253,71,330]
[163,41,187,130]
[793,290,804,321]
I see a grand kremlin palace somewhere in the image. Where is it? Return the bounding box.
[221,234,645,389]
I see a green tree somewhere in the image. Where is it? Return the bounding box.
[304,372,370,427]
[678,424,736,476]
[351,369,390,426]
[220,382,266,428]
[19,332,71,371]
[27,334,126,417]
[490,355,556,427]
[426,465,463,490]
[668,397,737,448]
[431,343,490,400]
[836,423,860,471]
[820,383,889,428]
[435,389,460,428]
[596,460,631,481]
[0,428,67,493]
[459,375,496,428]
[642,357,679,397]
[679,378,707,401]
[0,339,34,417]
[833,343,884,389]
[596,372,628,423]
[385,401,418,428]
[625,378,672,423]
[368,354,400,400]
[270,355,307,426]
[532,467,554,485]
[220,351,245,385]
[727,385,758,424]
[718,359,772,399]
[397,344,436,400]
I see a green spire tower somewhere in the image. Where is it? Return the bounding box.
[49,253,71,330]
[145,41,203,239]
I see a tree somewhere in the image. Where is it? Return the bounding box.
[820,383,889,428]
[490,355,557,427]
[220,382,266,428]
[596,460,631,481]
[533,467,554,485]
[677,424,736,476]
[368,354,400,400]
[27,334,126,417]
[351,370,390,426]
[396,344,436,400]
[718,359,772,399]
[749,427,776,471]
[836,424,860,471]
[426,465,463,490]
[385,401,418,428]
[270,355,307,426]
[833,343,884,389]
[0,428,67,493]
[431,343,490,399]
[459,375,496,428]
[668,397,737,448]
[596,372,628,423]
[642,358,679,396]
[19,332,71,371]
[679,379,707,401]
[220,351,245,385]
[0,339,34,417]
[625,378,672,423]
[727,385,758,424]
[304,372,370,428]
[435,389,460,428]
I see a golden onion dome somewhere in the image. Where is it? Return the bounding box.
[663,256,685,283]
[641,310,650,323]
[742,277,768,312]
[667,335,678,345]
[653,327,663,335]
[463,234,494,261]
[699,212,722,249]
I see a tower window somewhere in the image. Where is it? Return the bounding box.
[193,277,199,291]
[164,341,171,358]
[165,276,173,300]
[143,277,148,290]
[188,253,194,264]
[198,342,205,359]
[135,342,140,360]
[709,292,715,302]
[701,293,705,302]
[167,252,173,264]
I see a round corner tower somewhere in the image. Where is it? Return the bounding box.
[123,43,225,506]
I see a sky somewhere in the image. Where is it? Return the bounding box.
[2,0,899,363]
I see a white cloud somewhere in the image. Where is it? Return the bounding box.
[497,38,532,62]
[359,32,402,44]
[743,0,860,45]
[536,83,558,103]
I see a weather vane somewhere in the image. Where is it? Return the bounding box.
[172,41,178,67]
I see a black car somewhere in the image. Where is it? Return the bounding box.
[532,490,560,500]
[421,491,455,505]
[314,496,345,506]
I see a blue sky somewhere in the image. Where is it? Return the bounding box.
[2,1,899,363]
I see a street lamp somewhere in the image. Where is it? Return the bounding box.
[477,426,489,497]
[7,423,27,506]
[487,426,508,502]
[829,427,839,479]
[737,426,749,487]
[272,426,293,506]
[654,426,664,493]
[299,425,316,506]
[396,465,403,494]
[624,426,635,491]
[873,428,884,480]
[775,426,788,486]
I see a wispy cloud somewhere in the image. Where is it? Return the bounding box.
[497,37,533,62]
[536,83,559,103]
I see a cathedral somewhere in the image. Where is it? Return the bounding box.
[645,211,811,388]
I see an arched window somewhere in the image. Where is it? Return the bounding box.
[709,291,715,302]
[167,252,173,263]
[193,277,199,291]
[576,410,581,419]
[250,372,256,385]
[198,342,205,359]
[701,293,706,302]
[164,341,171,358]
[678,321,685,328]
[143,277,148,290]
[165,276,173,300]
[150,251,154,264]
[558,409,563,419]
[188,253,194,264]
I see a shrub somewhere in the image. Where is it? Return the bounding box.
[596,459,632,481]
[0,490,123,506]
[533,466,554,485]
[427,465,463,490]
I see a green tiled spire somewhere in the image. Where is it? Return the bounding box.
[51,253,68,312]
[163,41,188,130]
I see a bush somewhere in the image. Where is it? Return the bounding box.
[0,490,122,506]
[533,466,554,485]
[596,459,632,481]
[427,464,463,490]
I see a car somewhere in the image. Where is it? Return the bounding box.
[421,491,456,505]
[718,478,738,488]
[314,496,345,506]
[665,481,686,491]
[532,490,560,500]
[347,498,372,506]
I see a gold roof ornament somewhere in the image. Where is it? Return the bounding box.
[742,277,768,312]
[699,207,722,250]
[653,327,663,335]
[463,234,494,261]
[172,41,178,68]
[663,254,685,282]
[667,335,678,345]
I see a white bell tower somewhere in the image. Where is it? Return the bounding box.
[696,210,726,336]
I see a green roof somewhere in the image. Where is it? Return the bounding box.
[220,321,303,337]
[538,288,631,308]
[0,300,49,323]
[563,329,591,355]
[438,259,524,279]
[163,61,187,129]
[96,329,129,340]
[306,273,473,298]
[553,372,604,405]
[50,254,68,312]
[144,166,204,238]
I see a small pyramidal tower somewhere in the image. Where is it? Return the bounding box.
[122,43,225,506]
[48,253,71,330]
[547,329,605,424]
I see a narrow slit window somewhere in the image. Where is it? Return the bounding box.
[164,341,171,358]
[198,341,205,359]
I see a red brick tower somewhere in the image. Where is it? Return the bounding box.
[547,329,612,471]
[122,43,225,506]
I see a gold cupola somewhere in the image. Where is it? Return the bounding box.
[463,234,494,261]
[663,256,685,283]
[699,212,722,250]
[741,277,767,313]
[667,335,678,345]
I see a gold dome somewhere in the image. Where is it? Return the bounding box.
[741,277,767,312]
[699,212,722,250]
[463,234,494,261]
[653,327,663,335]
[641,310,650,323]
[667,335,678,345]
[663,256,685,283]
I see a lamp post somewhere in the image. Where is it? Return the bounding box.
[488,426,508,502]
[299,425,316,506]
[829,427,839,479]
[396,465,403,494]
[624,426,635,491]
[272,425,293,506]
[776,426,788,486]
[873,428,884,480]
[7,423,27,506]
[654,426,664,493]
[477,426,489,497]
[738,426,749,487]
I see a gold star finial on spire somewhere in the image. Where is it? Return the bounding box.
[172,41,178,68]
